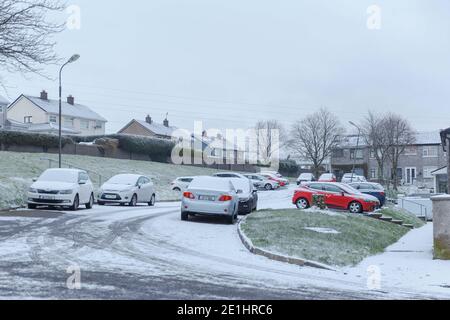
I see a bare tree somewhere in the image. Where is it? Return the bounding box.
[384,113,416,190]
[290,108,344,178]
[255,120,289,165]
[0,0,64,85]
[360,111,391,182]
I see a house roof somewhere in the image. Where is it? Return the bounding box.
[28,122,80,134]
[337,132,441,148]
[10,95,107,122]
[414,132,441,145]
[134,119,177,137]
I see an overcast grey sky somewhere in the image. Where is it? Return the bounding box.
[2,0,450,134]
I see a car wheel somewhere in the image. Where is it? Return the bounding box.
[227,213,237,224]
[70,195,79,211]
[173,187,181,192]
[85,194,94,209]
[296,198,310,210]
[181,211,189,221]
[148,194,156,206]
[265,184,273,191]
[129,194,137,207]
[349,201,363,214]
[28,203,37,210]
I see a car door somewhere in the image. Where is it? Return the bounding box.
[323,184,346,209]
[144,177,154,201]
[135,177,146,202]
[78,172,91,203]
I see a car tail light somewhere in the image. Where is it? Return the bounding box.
[219,195,233,202]
[380,192,385,196]
[183,192,195,199]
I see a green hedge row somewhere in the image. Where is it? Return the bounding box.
[0,130,73,148]
[71,133,176,163]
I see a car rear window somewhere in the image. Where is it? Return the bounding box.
[189,177,232,191]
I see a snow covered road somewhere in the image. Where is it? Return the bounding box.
[0,186,449,299]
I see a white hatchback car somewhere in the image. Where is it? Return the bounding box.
[28,168,94,211]
[98,174,156,206]
[171,177,194,192]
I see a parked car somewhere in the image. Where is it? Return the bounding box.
[260,173,289,187]
[98,174,156,206]
[230,178,258,214]
[213,172,248,179]
[244,174,279,190]
[318,173,337,182]
[181,176,239,224]
[171,177,194,192]
[261,171,283,178]
[297,173,316,186]
[349,182,386,207]
[28,168,94,211]
[292,182,380,214]
[341,173,367,183]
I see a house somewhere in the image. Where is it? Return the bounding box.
[190,131,245,164]
[331,132,447,189]
[5,91,107,135]
[118,115,177,140]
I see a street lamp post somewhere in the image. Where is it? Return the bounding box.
[349,121,362,183]
[59,54,80,168]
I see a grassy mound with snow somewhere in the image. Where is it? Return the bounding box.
[241,209,410,267]
[0,151,223,210]
[378,207,425,228]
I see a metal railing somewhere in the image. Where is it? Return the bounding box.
[40,157,104,187]
[398,197,429,220]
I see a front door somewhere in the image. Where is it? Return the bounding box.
[405,167,416,185]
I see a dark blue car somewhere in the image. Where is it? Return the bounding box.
[349,182,386,207]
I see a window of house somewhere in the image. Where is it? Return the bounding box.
[404,146,417,156]
[370,149,376,159]
[64,117,74,128]
[350,149,364,160]
[332,149,344,158]
[423,166,438,179]
[0,106,3,113]
[94,121,103,129]
[24,116,32,124]
[423,146,438,158]
[370,168,377,179]
[49,115,57,123]
[80,119,89,130]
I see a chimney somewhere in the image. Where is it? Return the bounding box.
[145,115,152,124]
[163,118,169,128]
[40,90,48,100]
[67,95,75,105]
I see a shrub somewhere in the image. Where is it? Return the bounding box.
[312,194,327,210]
[279,159,299,177]
[0,130,74,148]
[71,134,175,163]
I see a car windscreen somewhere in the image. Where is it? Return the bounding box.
[39,170,78,183]
[338,183,363,194]
[107,175,138,185]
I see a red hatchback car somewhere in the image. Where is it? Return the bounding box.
[292,182,380,214]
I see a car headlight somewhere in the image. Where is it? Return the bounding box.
[28,188,37,193]
[59,190,73,195]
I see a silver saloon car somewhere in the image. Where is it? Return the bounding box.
[181,176,239,224]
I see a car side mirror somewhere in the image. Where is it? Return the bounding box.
[341,192,346,196]
[32,178,37,182]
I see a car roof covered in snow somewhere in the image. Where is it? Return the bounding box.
[188,176,234,192]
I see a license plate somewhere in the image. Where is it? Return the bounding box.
[198,195,216,201]
[105,195,116,199]
[39,195,55,200]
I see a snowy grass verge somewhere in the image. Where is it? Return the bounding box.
[241,209,411,267]
[0,151,224,210]
[378,206,426,228]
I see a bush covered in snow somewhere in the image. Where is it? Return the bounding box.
[0,130,73,148]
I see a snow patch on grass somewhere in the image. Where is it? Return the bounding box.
[304,227,340,234]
